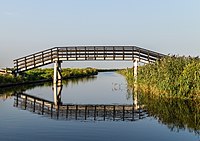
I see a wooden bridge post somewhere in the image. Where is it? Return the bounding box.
[53,61,62,84]
[133,58,139,81]
[133,86,139,110]
[133,58,139,110]
[53,60,62,106]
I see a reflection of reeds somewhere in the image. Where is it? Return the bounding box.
[0,77,97,99]
[0,93,13,100]
[123,82,200,134]
[119,56,200,99]
[0,83,47,96]
[139,92,200,135]
[63,76,97,87]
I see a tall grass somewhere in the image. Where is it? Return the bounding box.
[119,56,200,99]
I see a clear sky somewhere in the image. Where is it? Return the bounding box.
[0,0,200,68]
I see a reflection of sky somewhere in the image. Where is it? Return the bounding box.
[25,72,132,104]
[1,1,200,68]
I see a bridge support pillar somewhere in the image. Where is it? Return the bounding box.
[133,59,140,112]
[133,85,139,110]
[133,59,139,81]
[53,61,62,106]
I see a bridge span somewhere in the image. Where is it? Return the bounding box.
[14,46,165,73]
[13,46,166,98]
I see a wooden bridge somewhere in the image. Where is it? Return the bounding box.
[14,92,148,121]
[14,46,165,73]
[13,46,166,98]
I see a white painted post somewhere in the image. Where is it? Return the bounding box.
[54,61,58,105]
[133,58,139,110]
[57,61,62,87]
[53,61,62,106]
[57,61,62,105]
[53,61,58,85]
[54,84,62,106]
[133,87,138,110]
[134,59,139,81]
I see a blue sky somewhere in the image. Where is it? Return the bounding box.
[0,0,200,68]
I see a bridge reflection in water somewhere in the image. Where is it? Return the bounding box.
[14,91,147,122]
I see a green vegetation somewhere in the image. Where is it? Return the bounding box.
[0,73,23,84]
[119,56,200,99]
[0,68,97,86]
[24,68,97,81]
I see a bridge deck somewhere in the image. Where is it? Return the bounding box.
[14,46,166,73]
[14,93,147,121]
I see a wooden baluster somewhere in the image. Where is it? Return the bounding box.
[85,106,87,120]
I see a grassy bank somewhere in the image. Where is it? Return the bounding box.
[0,68,97,86]
[119,56,200,99]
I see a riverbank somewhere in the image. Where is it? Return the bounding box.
[119,56,200,99]
[97,69,120,72]
[0,68,98,88]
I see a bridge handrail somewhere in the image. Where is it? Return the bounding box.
[13,46,166,73]
[14,46,165,61]
[13,47,57,61]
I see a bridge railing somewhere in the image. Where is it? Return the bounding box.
[14,46,165,73]
[14,92,147,121]
[57,46,164,62]
[14,47,58,73]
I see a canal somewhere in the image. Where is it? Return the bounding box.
[0,72,199,141]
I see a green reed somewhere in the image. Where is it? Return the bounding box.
[119,56,200,99]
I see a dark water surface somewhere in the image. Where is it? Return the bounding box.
[0,72,199,141]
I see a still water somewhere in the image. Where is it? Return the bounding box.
[0,72,199,141]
